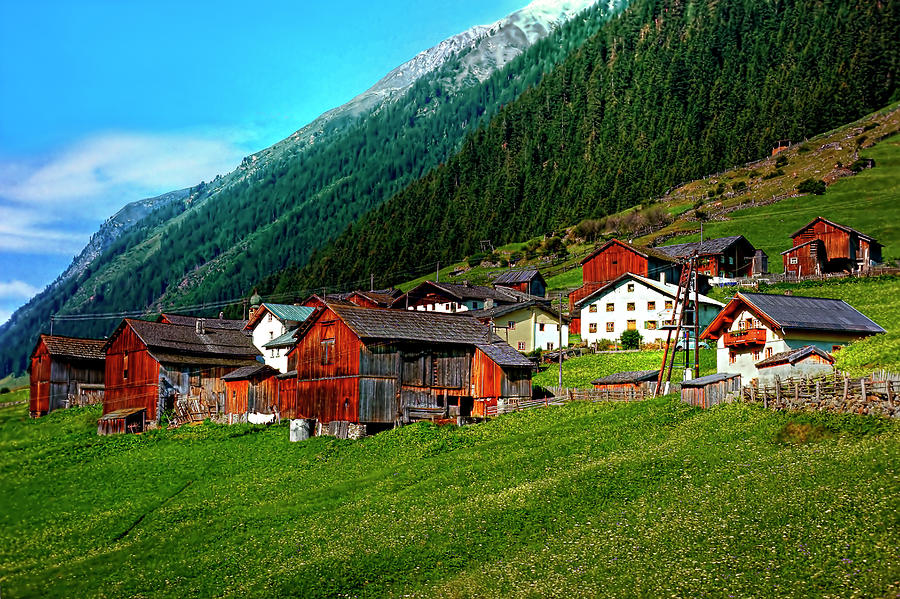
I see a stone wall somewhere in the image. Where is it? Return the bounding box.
[741,372,900,418]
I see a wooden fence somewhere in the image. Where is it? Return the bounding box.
[741,371,900,418]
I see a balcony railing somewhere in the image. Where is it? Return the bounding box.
[723,328,767,347]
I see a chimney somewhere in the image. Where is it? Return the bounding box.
[660,272,666,283]
[196,318,205,335]
[485,298,495,309]
[219,311,225,320]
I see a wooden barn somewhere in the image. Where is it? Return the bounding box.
[103,318,261,425]
[681,373,742,409]
[754,346,835,384]
[288,303,533,426]
[656,235,764,278]
[492,269,547,297]
[783,217,882,276]
[28,335,106,417]
[591,370,660,400]
[569,239,680,312]
[223,363,281,418]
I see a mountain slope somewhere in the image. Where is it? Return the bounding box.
[283,0,899,293]
[0,0,626,375]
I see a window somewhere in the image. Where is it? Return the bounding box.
[123,351,129,380]
[518,341,527,351]
[547,343,554,350]
[765,347,773,359]
[790,257,798,265]
[270,331,274,340]
[450,302,457,313]
[645,321,657,330]
[588,323,598,333]
[539,323,545,332]
[832,345,842,353]
[753,350,761,361]
[606,322,614,332]
[627,283,635,292]
[627,302,635,311]
[606,303,615,312]
[507,320,516,330]
[321,339,335,365]
[270,349,275,358]
[267,313,273,322]
[665,300,673,310]
[589,304,598,313]
[627,320,637,330]
[647,301,656,311]
[729,351,737,364]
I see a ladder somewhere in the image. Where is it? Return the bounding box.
[655,256,697,396]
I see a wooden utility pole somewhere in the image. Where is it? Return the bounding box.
[436,261,440,283]
[558,292,564,389]
[370,273,374,292]
[693,267,700,379]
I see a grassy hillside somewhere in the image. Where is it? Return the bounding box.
[1,399,897,598]
[533,349,717,388]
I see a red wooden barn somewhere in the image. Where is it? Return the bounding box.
[223,363,281,417]
[783,217,882,276]
[28,335,106,417]
[286,303,533,427]
[492,268,547,297]
[655,235,765,278]
[569,239,680,316]
[103,318,261,425]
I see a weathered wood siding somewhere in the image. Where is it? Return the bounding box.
[29,340,104,417]
[104,325,160,420]
[583,243,649,284]
[159,364,232,416]
[225,375,280,415]
[278,376,298,419]
[472,348,531,400]
[783,240,823,278]
[29,342,51,416]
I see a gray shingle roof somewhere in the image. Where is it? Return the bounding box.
[123,319,262,360]
[493,269,543,285]
[681,373,740,387]
[222,363,279,381]
[264,328,299,349]
[755,345,834,368]
[38,335,106,361]
[327,304,531,367]
[740,292,885,335]
[656,235,749,258]
[160,314,248,330]
[591,370,660,385]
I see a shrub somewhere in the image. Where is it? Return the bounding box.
[621,330,642,350]
[798,143,811,153]
[762,168,785,180]
[0,387,10,395]
[732,180,747,192]
[467,252,487,267]
[775,154,789,168]
[748,169,761,178]
[797,178,826,195]
[508,251,523,263]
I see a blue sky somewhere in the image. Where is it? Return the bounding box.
[0,0,526,324]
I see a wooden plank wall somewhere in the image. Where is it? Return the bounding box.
[104,325,160,420]
[29,341,50,416]
[582,243,649,284]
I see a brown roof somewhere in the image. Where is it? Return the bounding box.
[789,217,880,244]
[118,319,261,361]
[37,335,106,361]
[159,313,248,330]
[581,239,677,266]
[755,346,834,369]
[592,370,660,385]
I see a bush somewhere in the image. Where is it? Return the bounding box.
[621,330,642,350]
[732,180,747,192]
[574,219,604,241]
[0,387,10,395]
[467,252,487,267]
[775,154,789,168]
[762,168,785,180]
[797,178,826,195]
[508,251,523,263]
[798,143,811,153]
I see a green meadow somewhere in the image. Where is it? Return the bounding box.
[1,397,897,598]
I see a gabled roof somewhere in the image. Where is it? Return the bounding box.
[222,363,280,381]
[573,272,724,310]
[393,280,521,308]
[111,319,261,362]
[655,235,751,258]
[755,345,834,369]
[245,303,316,330]
[493,269,545,286]
[467,300,569,324]
[701,292,885,339]
[159,313,248,330]
[680,373,740,387]
[581,239,677,266]
[592,370,659,385]
[263,327,299,349]
[33,335,106,361]
[790,217,880,243]
[780,238,823,255]
[309,303,532,368]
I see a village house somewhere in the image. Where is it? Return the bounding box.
[575,273,723,346]
[700,292,884,382]
[467,300,568,353]
[244,294,315,372]
[28,335,106,417]
[103,318,262,426]
[492,268,547,297]
[655,235,767,279]
[392,280,535,313]
[753,345,835,384]
[568,239,681,313]
[782,217,882,277]
[287,302,533,428]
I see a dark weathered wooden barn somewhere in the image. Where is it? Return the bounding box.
[158,313,248,330]
[289,303,533,425]
[592,370,660,392]
[569,239,680,312]
[681,373,742,409]
[492,269,547,297]
[28,335,106,417]
[103,318,261,425]
[223,363,281,417]
[656,235,765,278]
[391,281,527,313]
[784,217,882,275]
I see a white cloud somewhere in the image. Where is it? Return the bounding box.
[0,130,251,255]
[0,308,10,326]
[0,280,41,299]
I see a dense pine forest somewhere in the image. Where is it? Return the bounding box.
[0,3,620,375]
[276,0,898,293]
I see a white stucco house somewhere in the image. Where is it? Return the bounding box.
[244,296,315,372]
[574,273,723,346]
[700,292,884,382]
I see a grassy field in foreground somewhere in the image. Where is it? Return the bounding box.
[3,398,896,598]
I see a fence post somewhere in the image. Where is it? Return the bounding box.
[843,377,849,402]
[815,381,820,404]
[860,378,867,402]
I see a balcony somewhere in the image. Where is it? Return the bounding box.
[723,328,767,347]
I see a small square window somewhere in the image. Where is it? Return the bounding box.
[606,303,615,312]
[507,320,516,330]
[267,313,273,322]
[627,302,635,311]
[753,350,760,360]
[627,320,636,330]
[790,257,798,265]
[627,283,635,292]
[589,305,598,313]
[645,321,657,330]
[729,351,737,364]
[665,300,673,310]
[588,323,598,333]
[606,322,614,332]
[517,341,526,350]
[647,301,656,311]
